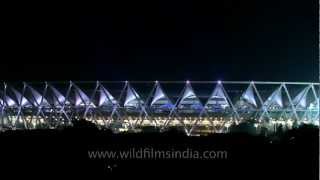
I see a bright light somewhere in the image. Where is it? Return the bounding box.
[218,80,222,84]
[225,123,231,128]
[186,80,190,84]
[287,120,293,126]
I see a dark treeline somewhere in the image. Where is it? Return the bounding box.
[0,119,318,179]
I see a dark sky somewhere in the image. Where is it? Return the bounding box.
[1,0,318,82]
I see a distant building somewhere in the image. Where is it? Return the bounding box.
[0,81,319,134]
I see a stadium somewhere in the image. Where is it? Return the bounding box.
[0,81,319,135]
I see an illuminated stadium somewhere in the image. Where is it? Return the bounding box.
[0,81,319,134]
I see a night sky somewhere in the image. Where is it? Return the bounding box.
[1,0,318,82]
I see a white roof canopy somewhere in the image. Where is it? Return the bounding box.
[241,84,257,107]
[49,85,68,106]
[73,85,94,107]
[151,83,172,106]
[205,83,229,109]
[178,83,203,108]
[99,85,117,106]
[11,88,30,107]
[27,86,50,107]
[292,86,310,108]
[264,86,283,108]
[124,84,144,107]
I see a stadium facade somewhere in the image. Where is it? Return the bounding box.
[0,81,319,134]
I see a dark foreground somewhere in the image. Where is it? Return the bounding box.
[0,124,318,179]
